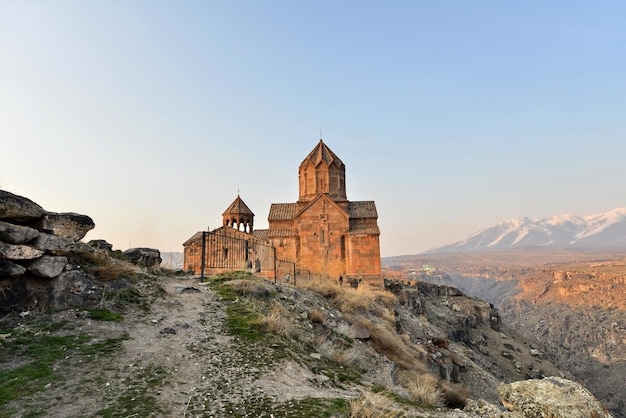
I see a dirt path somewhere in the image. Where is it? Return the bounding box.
[11,275,355,417]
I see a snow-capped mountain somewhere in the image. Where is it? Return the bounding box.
[426,208,626,253]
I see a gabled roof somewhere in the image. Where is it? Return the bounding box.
[268,203,298,221]
[252,229,269,240]
[348,201,378,218]
[299,140,344,169]
[294,194,350,220]
[222,195,254,217]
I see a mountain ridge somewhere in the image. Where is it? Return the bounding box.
[426,207,626,253]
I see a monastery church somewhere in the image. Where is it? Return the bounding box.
[183,140,382,286]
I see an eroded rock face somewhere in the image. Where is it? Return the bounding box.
[0,190,46,221]
[51,270,103,309]
[497,376,612,418]
[34,212,95,241]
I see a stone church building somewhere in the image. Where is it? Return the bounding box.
[183,140,381,286]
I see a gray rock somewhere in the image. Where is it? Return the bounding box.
[0,221,40,244]
[52,270,103,308]
[34,233,75,255]
[124,247,162,268]
[351,322,371,340]
[0,241,44,260]
[0,259,27,277]
[87,239,113,251]
[34,212,95,241]
[0,190,46,222]
[28,255,68,278]
[497,376,612,418]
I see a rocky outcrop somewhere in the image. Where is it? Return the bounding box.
[0,190,95,311]
[498,376,612,418]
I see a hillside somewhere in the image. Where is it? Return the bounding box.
[383,251,626,417]
[2,248,606,417]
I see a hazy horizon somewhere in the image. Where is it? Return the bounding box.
[2,2,625,257]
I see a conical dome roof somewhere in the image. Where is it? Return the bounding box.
[222,195,254,216]
[300,140,344,169]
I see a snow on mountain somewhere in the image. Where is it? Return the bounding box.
[426,208,626,253]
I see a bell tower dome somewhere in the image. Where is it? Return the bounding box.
[298,140,347,203]
[222,195,254,233]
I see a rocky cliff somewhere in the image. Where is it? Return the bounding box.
[384,252,626,418]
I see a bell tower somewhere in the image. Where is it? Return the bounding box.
[222,195,254,233]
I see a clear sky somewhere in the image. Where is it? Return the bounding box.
[1,1,625,257]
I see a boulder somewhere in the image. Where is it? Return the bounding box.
[87,239,113,251]
[124,247,162,268]
[0,221,40,244]
[0,190,46,222]
[0,260,27,277]
[34,233,75,255]
[34,212,95,241]
[464,399,524,417]
[0,242,44,260]
[497,376,612,418]
[28,255,68,278]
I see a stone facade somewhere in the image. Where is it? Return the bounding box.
[183,140,382,286]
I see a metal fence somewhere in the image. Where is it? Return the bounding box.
[200,229,309,285]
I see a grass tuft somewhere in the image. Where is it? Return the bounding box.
[349,391,404,418]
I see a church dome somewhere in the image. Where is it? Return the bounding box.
[298,140,347,202]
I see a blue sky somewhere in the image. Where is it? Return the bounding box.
[1,1,625,257]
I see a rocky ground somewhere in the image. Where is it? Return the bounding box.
[3,262,611,418]
[1,270,482,417]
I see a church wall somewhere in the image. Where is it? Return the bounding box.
[295,198,348,279]
[346,233,381,278]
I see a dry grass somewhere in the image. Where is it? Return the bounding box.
[349,391,404,418]
[222,279,272,299]
[258,301,292,337]
[395,370,444,407]
[90,261,136,282]
[364,320,426,371]
[331,344,365,368]
[302,279,398,319]
[307,308,327,324]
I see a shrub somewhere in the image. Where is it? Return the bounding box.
[395,370,444,407]
[308,308,327,324]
